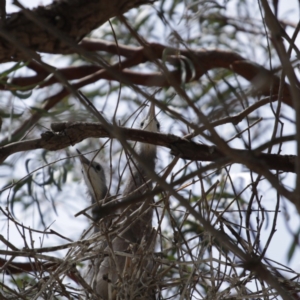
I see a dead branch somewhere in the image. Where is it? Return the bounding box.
[0,122,296,173]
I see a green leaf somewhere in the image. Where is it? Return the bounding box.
[0,61,28,79]
[11,89,32,99]
[287,227,300,263]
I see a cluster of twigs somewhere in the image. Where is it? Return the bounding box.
[1,167,300,299]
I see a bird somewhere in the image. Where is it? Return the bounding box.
[77,149,115,296]
[95,102,159,299]
[76,149,109,231]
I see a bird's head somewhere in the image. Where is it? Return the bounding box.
[139,102,160,157]
[77,149,107,202]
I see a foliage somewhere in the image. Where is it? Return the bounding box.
[0,0,299,299]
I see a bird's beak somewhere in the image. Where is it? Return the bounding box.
[146,102,155,120]
[76,149,91,166]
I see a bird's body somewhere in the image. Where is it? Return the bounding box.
[77,149,113,294]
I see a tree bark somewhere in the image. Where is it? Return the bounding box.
[0,122,296,174]
[0,0,155,62]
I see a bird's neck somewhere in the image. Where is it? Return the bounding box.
[88,188,109,229]
[136,143,156,170]
[88,185,108,205]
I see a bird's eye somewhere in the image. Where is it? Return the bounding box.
[140,121,144,128]
[95,164,102,171]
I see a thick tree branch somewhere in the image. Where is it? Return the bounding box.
[3,40,294,108]
[0,122,296,173]
[0,0,155,62]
